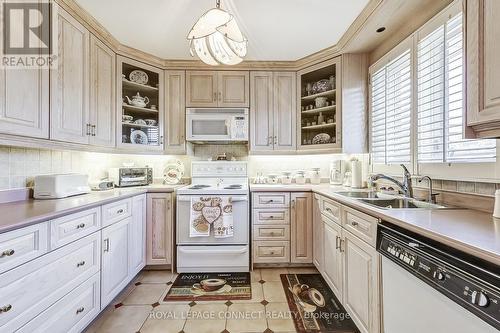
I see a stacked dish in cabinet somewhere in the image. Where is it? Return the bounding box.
[118,57,163,150]
[298,59,339,149]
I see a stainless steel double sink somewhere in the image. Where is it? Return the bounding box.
[336,191,449,210]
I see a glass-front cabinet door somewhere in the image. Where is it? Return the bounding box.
[117,56,164,151]
[297,57,341,151]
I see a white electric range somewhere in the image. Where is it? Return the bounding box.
[176,161,249,273]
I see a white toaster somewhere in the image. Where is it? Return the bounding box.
[34,174,91,199]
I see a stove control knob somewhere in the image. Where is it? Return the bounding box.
[471,291,490,307]
[433,270,445,281]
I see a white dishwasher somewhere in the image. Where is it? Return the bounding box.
[377,223,499,333]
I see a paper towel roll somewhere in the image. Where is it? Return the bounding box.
[351,160,363,188]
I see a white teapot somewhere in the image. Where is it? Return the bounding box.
[125,92,149,108]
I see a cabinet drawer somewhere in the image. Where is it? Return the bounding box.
[342,206,379,247]
[252,192,290,208]
[252,208,289,225]
[253,241,290,263]
[321,197,341,224]
[101,198,132,227]
[50,208,101,249]
[18,273,101,333]
[0,233,100,332]
[0,223,48,274]
[253,225,290,241]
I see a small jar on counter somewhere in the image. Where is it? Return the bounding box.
[295,171,306,185]
[281,171,292,185]
[310,168,321,185]
[267,174,279,185]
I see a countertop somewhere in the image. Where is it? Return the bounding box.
[250,183,500,266]
[0,184,182,234]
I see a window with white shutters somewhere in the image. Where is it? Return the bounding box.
[417,12,496,163]
[370,50,412,164]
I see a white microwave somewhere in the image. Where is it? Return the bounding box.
[186,108,248,142]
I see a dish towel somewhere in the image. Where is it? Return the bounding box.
[189,196,233,238]
[214,197,233,238]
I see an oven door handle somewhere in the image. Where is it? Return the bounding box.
[178,247,247,255]
[177,196,248,202]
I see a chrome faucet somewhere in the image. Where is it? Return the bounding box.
[418,176,435,204]
[370,164,414,198]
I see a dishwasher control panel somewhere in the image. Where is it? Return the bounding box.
[378,224,500,331]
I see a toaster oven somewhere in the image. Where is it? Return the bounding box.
[108,167,153,187]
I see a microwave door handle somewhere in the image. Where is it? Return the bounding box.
[226,119,232,139]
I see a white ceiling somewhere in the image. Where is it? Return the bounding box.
[76,0,369,61]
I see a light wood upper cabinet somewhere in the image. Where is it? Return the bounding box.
[297,55,367,153]
[186,71,218,107]
[89,35,115,147]
[117,57,164,150]
[466,0,500,137]
[322,215,343,300]
[217,71,249,107]
[51,8,90,145]
[290,192,312,263]
[165,70,186,154]
[186,70,249,107]
[342,229,380,333]
[250,71,296,152]
[273,72,296,150]
[0,67,49,139]
[146,193,173,266]
[250,72,274,151]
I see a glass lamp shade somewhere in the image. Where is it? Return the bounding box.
[187,8,231,39]
[187,5,247,65]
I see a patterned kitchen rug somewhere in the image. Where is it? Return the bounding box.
[281,274,360,333]
[164,272,251,301]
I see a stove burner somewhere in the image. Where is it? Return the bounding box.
[224,184,243,189]
[188,185,211,190]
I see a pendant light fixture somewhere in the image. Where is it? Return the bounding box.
[187,0,248,65]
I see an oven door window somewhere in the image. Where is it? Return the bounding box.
[191,119,229,136]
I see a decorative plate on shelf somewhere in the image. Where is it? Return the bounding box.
[129,70,148,85]
[130,130,148,145]
[163,159,185,184]
[312,133,331,144]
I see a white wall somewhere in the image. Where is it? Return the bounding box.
[0,145,369,189]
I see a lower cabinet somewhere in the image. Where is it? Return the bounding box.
[0,232,100,332]
[315,194,381,333]
[342,230,380,333]
[252,192,312,265]
[146,193,173,265]
[101,217,131,308]
[0,194,148,332]
[290,192,312,263]
[17,273,101,333]
[129,194,147,276]
[322,215,343,301]
[312,194,323,271]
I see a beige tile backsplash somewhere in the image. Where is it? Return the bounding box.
[1,145,499,199]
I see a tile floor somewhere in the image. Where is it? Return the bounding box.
[85,267,319,333]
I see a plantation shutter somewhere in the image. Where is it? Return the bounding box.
[417,13,496,163]
[370,50,412,164]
